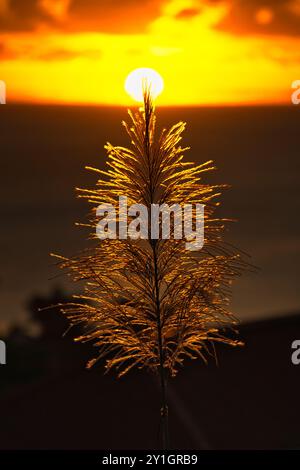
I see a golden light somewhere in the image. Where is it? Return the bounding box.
[2,2,298,106]
[125,68,164,102]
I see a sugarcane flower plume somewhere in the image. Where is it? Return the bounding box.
[52,88,246,377]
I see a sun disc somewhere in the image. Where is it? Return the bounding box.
[125,68,164,102]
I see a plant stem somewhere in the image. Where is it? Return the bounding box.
[144,90,169,449]
[152,241,169,450]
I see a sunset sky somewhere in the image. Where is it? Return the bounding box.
[0,0,300,105]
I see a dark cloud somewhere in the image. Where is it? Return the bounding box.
[1,0,300,37]
[0,0,165,33]
[205,0,300,37]
[37,48,102,61]
[67,0,165,33]
[175,8,201,20]
[0,0,56,32]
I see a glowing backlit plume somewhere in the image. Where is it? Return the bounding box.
[52,88,246,448]
[54,88,246,376]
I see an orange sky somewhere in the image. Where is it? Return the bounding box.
[0,0,300,105]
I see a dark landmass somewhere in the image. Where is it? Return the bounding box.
[0,288,299,450]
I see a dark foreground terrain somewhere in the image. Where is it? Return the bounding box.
[0,291,299,450]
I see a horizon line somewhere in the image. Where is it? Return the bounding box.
[2,99,292,109]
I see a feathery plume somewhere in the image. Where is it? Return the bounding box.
[52,89,246,448]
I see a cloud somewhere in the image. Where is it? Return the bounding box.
[66,0,165,33]
[0,0,165,33]
[0,0,56,31]
[0,41,17,59]
[0,36,102,61]
[204,0,300,37]
[175,7,201,20]
[37,47,102,61]
[1,0,300,37]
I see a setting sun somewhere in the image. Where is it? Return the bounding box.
[0,0,299,105]
[125,68,164,102]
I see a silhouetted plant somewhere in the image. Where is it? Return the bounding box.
[53,89,246,449]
